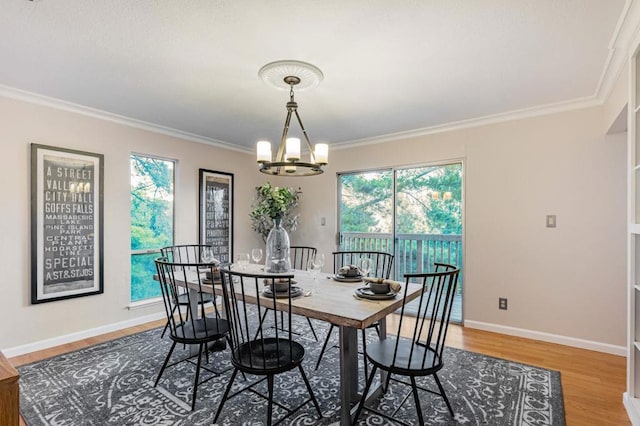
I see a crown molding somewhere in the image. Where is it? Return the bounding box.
[594,0,639,102]
[331,96,601,150]
[0,84,252,154]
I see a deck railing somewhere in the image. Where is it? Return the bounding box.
[340,232,462,279]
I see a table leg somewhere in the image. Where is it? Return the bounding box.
[344,318,389,423]
[339,325,358,426]
[378,317,388,388]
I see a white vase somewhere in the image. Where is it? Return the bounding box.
[265,217,291,273]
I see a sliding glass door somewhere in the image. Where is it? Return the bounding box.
[338,162,463,322]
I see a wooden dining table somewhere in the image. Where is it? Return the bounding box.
[182,263,424,425]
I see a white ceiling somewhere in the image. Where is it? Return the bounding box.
[0,0,632,150]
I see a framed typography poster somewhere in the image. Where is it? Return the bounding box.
[199,169,233,264]
[31,144,104,304]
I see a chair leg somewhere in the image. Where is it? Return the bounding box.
[410,376,424,425]
[161,305,178,338]
[190,343,204,411]
[154,340,177,386]
[298,365,322,417]
[213,367,239,423]
[306,317,319,341]
[361,330,368,380]
[254,309,270,340]
[351,365,378,426]
[433,373,454,416]
[315,324,335,370]
[267,374,274,426]
[383,372,392,395]
[161,319,170,338]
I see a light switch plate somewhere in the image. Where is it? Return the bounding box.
[546,215,556,228]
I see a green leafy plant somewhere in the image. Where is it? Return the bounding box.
[250,182,302,242]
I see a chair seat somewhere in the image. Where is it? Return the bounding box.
[366,339,442,375]
[176,292,213,305]
[233,338,305,374]
[173,317,229,342]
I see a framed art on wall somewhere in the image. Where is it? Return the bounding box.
[199,169,233,264]
[31,144,104,304]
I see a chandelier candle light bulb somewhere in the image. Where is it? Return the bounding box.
[286,137,300,161]
[314,143,328,165]
[257,141,272,163]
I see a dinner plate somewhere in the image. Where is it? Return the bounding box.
[332,274,363,283]
[263,286,303,298]
[355,287,397,300]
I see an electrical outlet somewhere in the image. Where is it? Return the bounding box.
[499,297,508,310]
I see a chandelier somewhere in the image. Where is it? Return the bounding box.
[256,60,328,176]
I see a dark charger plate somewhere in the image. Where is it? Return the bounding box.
[332,274,363,282]
[355,286,397,300]
[263,286,304,298]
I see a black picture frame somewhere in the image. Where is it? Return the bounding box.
[30,144,104,304]
[199,169,233,264]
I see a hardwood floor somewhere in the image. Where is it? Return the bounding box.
[9,318,628,426]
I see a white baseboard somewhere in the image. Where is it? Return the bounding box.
[3,311,166,358]
[624,392,640,426]
[464,320,626,356]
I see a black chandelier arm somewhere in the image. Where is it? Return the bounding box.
[277,109,294,160]
[259,161,323,176]
[293,109,317,163]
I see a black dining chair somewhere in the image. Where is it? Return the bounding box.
[351,263,460,425]
[214,268,322,426]
[154,257,231,411]
[159,244,216,338]
[315,250,394,378]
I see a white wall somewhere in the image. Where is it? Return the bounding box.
[0,94,627,355]
[0,96,262,351]
[603,59,628,134]
[294,106,627,351]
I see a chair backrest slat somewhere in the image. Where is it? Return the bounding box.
[290,246,317,270]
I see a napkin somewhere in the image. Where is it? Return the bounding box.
[362,277,402,293]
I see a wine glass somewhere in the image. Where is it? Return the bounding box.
[201,247,215,264]
[315,253,325,268]
[236,253,250,270]
[359,258,372,277]
[251,248,263,264]
[307,257,323,295]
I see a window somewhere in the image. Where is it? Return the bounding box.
[130,154,175,302]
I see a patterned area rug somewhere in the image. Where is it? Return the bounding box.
[18,315,565,425]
